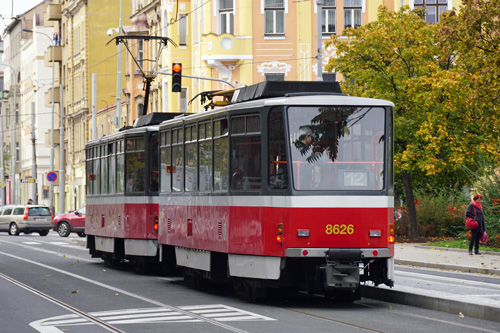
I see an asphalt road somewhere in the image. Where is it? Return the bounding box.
[1,232,499,333]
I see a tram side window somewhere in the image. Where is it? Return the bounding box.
[116,140,125,193]
[108,143,116,194]
[149,133,159,193]
[172,128,184,192]
[86,148,93,195]
[185,125,198,192]
[125,137,146,193]
[160,131,172,193]
[230,115,261,191]
[93,148,100,194]
[268,108,288,189]
[199,122,212,192]
[100,145,108,194]
[214,119,229,191]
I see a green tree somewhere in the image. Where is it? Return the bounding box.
[326,6,500,239]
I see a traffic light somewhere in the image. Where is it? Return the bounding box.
[172,63,182,93]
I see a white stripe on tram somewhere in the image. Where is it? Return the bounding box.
[87,195,393,209]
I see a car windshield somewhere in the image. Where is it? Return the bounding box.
[288,105,386,191]
[28,207,52,216]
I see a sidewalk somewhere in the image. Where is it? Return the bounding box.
[362,243,500,323]
[394,243,500,275]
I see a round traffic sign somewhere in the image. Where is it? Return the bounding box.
[47,172,58,182]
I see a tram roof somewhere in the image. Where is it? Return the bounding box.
[86,125,159,146]
[160,93,394,127]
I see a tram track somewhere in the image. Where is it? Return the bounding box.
[0,250,250,333]
[0,272,124,332]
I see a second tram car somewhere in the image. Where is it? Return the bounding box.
[85,113,180,269]
[156,81,395,300]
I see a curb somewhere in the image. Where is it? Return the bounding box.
[361,285,500,323]
[395,259,500,276]
[413,245,500,256]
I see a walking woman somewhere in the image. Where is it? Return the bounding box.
[466,194,486,255]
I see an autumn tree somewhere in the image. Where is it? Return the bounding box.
[326,6,500,239]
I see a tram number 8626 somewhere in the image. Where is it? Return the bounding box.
[325,224,354,235]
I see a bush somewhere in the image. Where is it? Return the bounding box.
[413,189,467,237]
[395,189,468,238]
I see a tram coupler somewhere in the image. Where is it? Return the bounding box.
[324,249,362,289]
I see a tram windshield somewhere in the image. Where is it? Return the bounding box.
[288,106,386,191]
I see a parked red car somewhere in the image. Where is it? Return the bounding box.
[52,206,85,237]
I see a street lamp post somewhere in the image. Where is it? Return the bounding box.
[23,29,55,213]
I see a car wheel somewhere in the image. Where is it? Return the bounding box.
[77,232,85,238]
[39,230,49,236]
[57,222,71,237]
[9,223,20,236]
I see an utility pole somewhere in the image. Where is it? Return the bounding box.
[316,0,324,81]
[59,84,65,214]
[116,0,123,131]
[11,70,17,204]
[31,102,38,204]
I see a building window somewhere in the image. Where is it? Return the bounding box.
[179,14,188,46]
[344,0,362,29]
[322,0,336,35]
[414,0,448,24]
[219,0,234,34]
[163,81,168,113]
[265,0,285,35]
[15,103,19,124]
[180,88,188,113]
[137,40,144,69]
[265,73,285,81]
[15,142,19,162]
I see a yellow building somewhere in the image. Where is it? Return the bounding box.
[58,0,132,211]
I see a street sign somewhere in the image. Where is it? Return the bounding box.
[47,172,58,183]
[0,182,5,188]
[21,179,37,183]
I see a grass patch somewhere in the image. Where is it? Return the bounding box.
[424,238,500,253]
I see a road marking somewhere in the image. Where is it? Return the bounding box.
[23,241,42,245]
[1,240,97,263]
[50,242,71,245]
[31,305,275,330]
[0,250,255,333]
[1,273,124,333]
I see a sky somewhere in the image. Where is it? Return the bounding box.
[0,0,45,31]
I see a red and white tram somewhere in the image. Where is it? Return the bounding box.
[85,113,180,269]
[156,81,395,300]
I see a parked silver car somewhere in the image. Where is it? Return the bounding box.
[0,205,54,236]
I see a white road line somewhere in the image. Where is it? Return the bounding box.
[33,305,275,329]
[0,250,253,333]
[0,239,98,263]
[23,241,42,245]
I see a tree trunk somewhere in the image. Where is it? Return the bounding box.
[402,170,418,239]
